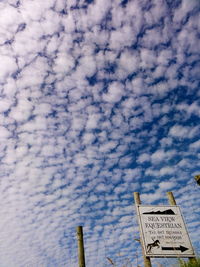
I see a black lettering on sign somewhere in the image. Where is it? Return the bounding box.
[148,216,159,222]
[145,222,182,229]
[160,216,175,222]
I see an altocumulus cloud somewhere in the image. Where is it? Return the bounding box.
[0,0,200,266]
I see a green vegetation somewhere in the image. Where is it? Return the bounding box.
[178,258,200,267]
[105,257,200,267]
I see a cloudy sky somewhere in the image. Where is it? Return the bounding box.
[0,0,200,266]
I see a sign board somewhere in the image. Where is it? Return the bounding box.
[136,205,195,257]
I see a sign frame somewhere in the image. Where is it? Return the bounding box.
[136,204,195,258]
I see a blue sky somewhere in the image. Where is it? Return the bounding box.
[0,0,200,266]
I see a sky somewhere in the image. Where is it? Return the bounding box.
[0,0,200,266]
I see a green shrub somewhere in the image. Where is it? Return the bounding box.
[178,258,200,267]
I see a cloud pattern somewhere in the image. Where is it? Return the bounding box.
[0,0,200,266]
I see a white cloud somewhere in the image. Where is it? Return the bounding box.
[119,50,139,74]
[0,126,11,139]
[86,113,100,129]
[169,125,199,139]
[20,116,47,131]
[140,191,163,203]
[9,98,33,122]
[53,53,75,76]
[140,48,156,69]
[0,55,18,80]
[137,153,150,164]
[159,166,174,176]
[190,140,200,150]
[109,24,136,50]
[129,116,143,130]
[87,0,111,26]
[177,102,200,118]
[159,181,176,190]
[103,82,124,103]
[99,141,118,153]
[33,103,52,115]
[173,0,199,24]
[124,168,141,181]
[151,149,166,163]
[78,55,97,77]
[0,98,12,112]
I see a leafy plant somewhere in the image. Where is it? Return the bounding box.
[178,258,200,267]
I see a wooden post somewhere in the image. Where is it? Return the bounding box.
[134,192,152,267]
[76,226,86,267]
[166,191,176,205]
[167,192,196,264]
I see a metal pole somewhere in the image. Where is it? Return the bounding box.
[76,226,86,267]
[134,192,152,267]
[167,192,196,264]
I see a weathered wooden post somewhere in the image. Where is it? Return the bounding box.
[167,192,196,264]
[134,192,152,267]
[166,191,177,206]
[76,226,86,267]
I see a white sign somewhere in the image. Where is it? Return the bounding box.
[136,205,195,257]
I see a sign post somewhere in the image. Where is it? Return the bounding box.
[136,204,195,257]
[167,192,196,264]
[76,226,86,267]
[134,192,152,267]
[134,192,195,263]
